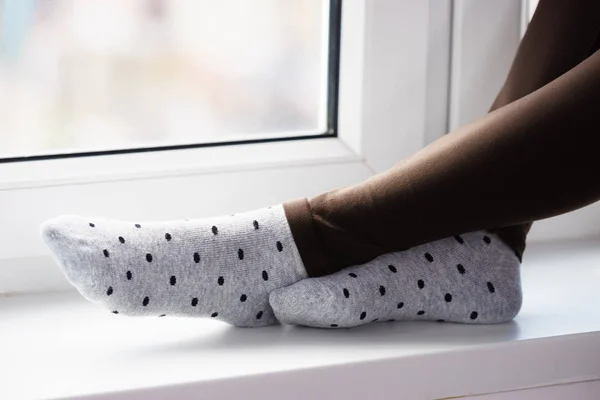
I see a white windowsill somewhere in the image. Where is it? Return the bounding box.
[2,238,600,400]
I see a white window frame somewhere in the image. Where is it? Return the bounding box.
[2,0,599,294]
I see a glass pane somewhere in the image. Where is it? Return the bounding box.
[0,0,329,158]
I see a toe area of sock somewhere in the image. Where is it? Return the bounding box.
[41,215,80,267]
[40,215,72,245]
[40,215,95,248]
[40,215,103,294]
[269,279,338,328]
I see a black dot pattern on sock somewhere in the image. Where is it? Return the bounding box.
[112,311,118,314]
[170,276,176,286]
[437,319,445,322]
[159,314,166,317]
[211,312,218,318]
[388,319,396,322]
[212,226,218,235]
[86,213,511,327]
[330,324,338,327]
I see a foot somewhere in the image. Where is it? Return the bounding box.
[269,231,522,328]
[41,206,307,327]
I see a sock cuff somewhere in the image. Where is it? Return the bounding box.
[265,204,310,282]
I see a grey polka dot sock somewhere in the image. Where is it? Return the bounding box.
[41,205,307,327]
[269,231,522,328]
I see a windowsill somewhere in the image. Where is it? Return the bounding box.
[2,238,600,400]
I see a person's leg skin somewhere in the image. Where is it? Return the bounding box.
[491,0,600,111]
[490,0,600,259]
[270,231,521,327]
[41,207,307,327]
[285,13,600,279]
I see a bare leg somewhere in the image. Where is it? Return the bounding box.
[284,2,600,277]
[490,0,600,257]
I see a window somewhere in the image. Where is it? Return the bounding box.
[12,1,575,293]
[0,0,341,161]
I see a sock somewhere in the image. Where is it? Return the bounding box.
[41,205,307,327]
[269,231,522,328]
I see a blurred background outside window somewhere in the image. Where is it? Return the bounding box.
[0,0,329,158]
